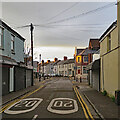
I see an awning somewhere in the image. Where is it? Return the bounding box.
[0,56,18,66]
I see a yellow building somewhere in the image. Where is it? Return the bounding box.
[100,2,120,97]
[118,0,120,91]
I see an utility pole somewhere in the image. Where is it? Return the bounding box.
[42,60,45,80]
[30,23,34,86]
[39,54,41,81]
[74,47,77,81]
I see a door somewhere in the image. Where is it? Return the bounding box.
[9,67,14,92]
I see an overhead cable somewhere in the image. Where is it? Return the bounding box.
[46,2,116,25]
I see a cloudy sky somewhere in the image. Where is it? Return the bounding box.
[1,0,117,61]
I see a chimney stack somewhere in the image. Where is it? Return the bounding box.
[42,60,44,64]
[64,56,67,61]
[54,58,58,62]
[47,60,50,63]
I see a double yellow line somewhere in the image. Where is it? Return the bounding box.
[73,86,94,120]
[0,85,44,113]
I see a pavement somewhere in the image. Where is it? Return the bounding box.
[72,80,120,120]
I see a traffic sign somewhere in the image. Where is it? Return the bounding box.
[4,98,43,114]
[47,98,78,114]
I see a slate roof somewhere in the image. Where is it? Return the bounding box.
[78,48,96,56]
[57,60,67,65]
[64,59,75,64]
[53,60,61,66]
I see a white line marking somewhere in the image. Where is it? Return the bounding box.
[4,98,43,114]
[47,98,78,114]
[32,115,38,120]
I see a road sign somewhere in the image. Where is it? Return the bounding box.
[4,98,43,114]
[47,98,78,114]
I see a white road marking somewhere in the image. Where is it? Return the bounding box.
[32,115,38,120]
[4,98,43,114]
[47,98,78,114]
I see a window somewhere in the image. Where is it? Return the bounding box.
[78,57,80,62]
[83,56,88,63]
[11,35,15,52]
[65,71,67,76]
[83,66,88,74]
[77,66,80,69]
[107,34,111,51]
[68,70,71,75]
[0,27,4,48]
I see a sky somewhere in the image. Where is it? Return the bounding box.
[1,1,117,62]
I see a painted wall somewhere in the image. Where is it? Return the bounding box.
[118,1,120,90]
[118,47,120,90]
[93,54,100,62]
[0,28,24,63]
[100,27,119,96]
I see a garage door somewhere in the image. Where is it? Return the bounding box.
[2,67,9,95]
[14,66,25,91]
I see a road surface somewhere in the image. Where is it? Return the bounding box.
[2,77,96,120]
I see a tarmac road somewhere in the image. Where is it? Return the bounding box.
[2,78,95,120]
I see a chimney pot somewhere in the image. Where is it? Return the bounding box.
[64,56,67,61]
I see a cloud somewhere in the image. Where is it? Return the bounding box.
[1,2,117,60]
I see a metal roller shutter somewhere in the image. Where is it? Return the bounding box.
[26,69,32,88]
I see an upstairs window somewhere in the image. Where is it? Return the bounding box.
[11,34,15,53]
[78,57,80,63]
[107,34,111,51]
[83,56,88,63]
[0,27,4,49]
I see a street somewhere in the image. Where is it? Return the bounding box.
[2,78,98,120]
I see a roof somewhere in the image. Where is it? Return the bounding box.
[86,59,100,70]
[94,49,100,54]
[100,20,117,42]
[44,62,49,66]
[64,59,75,64]
[53,60,61,66]
[57,60,67,65]
[76,49,84,55]
[0,19,25,41]
[89,39,100,48]
[78,48,96,56]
